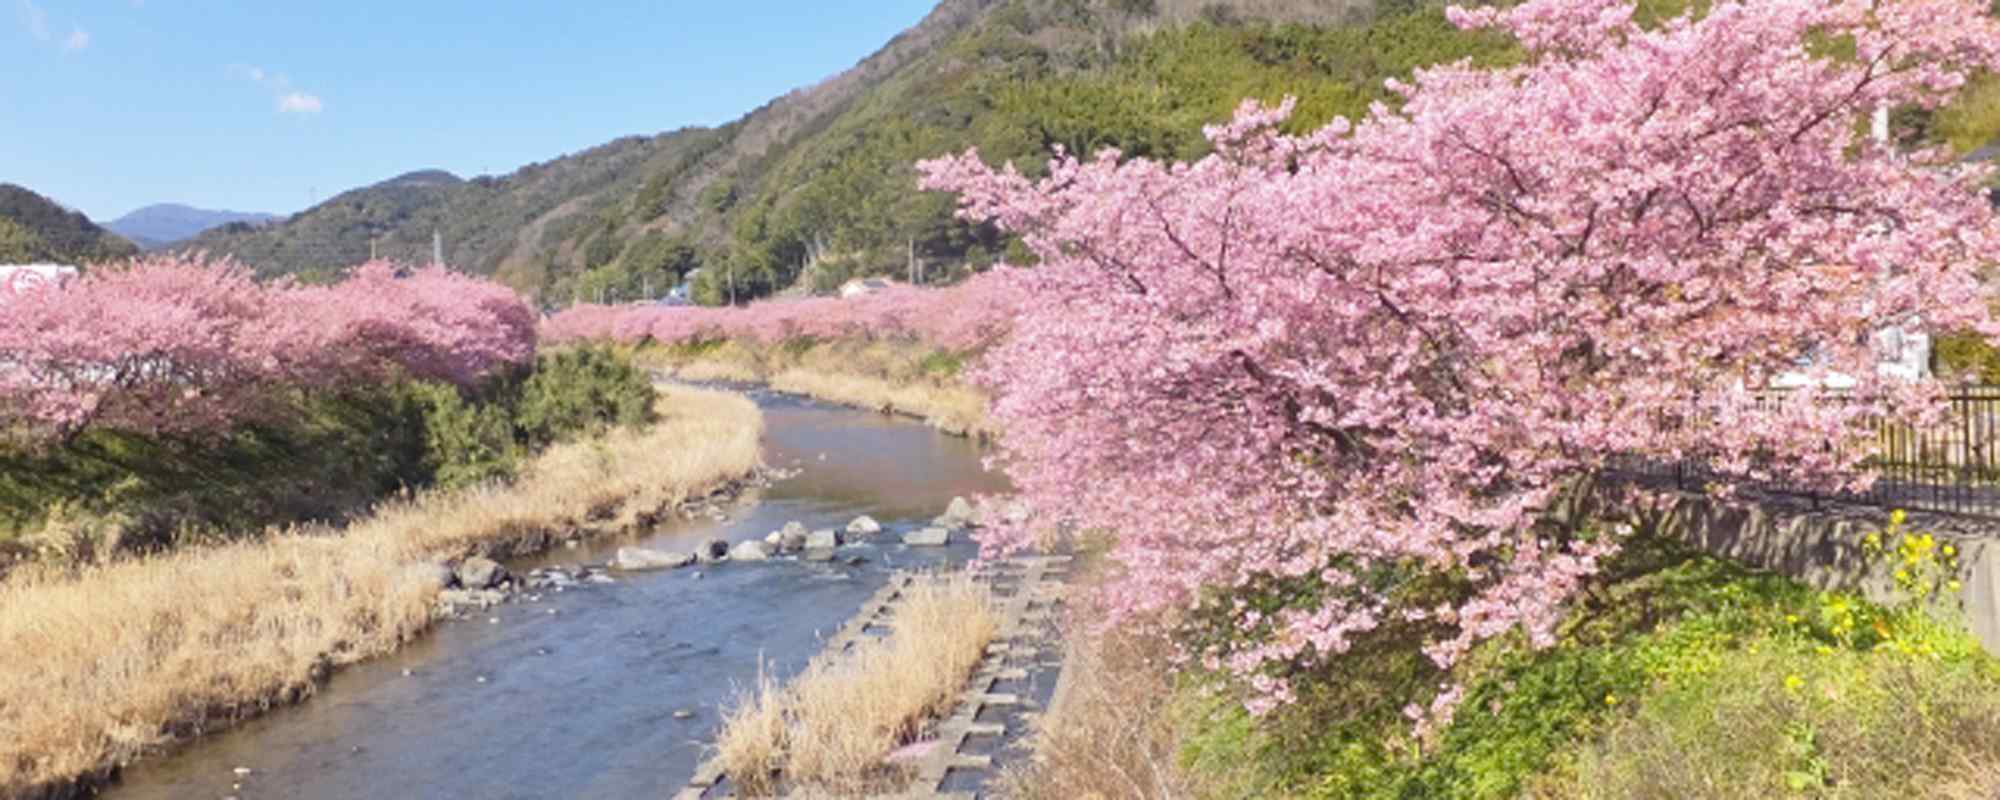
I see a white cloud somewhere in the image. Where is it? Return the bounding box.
[20,1,87,54]
[18,0,48,41]
[277,92,323,114]
[235,64,326,115]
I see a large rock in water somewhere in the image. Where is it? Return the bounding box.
[730,540,773,561]
[781,521,809,539]
[904,527,951,547]
[613,547,694,571]
[933,496,978,530]
[846,515,882,536]
[438,588,508,610]
[455,557,508,589]
[695,538,731,563]
[779,529,808,554]
[805,529,843,550]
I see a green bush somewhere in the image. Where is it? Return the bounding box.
[409,382,521,490]
[0,347,659,552]
[1934,330,2000,384]
[513,346,657,448]
[0,388,431,546]
[1172,529,2000,800]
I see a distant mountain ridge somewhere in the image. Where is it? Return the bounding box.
[105,204,281,250]
[0,184,138,266]
[183,0,1411,300]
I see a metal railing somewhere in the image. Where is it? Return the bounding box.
[1612,386,2000,519]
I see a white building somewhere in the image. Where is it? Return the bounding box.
[1769,322,1932,390]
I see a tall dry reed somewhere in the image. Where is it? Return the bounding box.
[717,574,1000,796]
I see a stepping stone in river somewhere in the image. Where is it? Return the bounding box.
[904,527,951,547]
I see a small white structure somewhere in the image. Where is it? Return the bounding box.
[0,263,77,289]
[838,277,897,299]
[1770,323,1932,390]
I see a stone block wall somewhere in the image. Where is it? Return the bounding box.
[1569,487,2000,657]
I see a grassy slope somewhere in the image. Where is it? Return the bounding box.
[0,384,762,797]
[1123,534,2000,800]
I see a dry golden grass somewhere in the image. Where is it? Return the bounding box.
[635,338,996,438]
[996,615,1196,800]
[717,574,1000,796]
[636,340,767,384]
[716,664,791,797]
[770,368,991,438]
[0,384,762,798]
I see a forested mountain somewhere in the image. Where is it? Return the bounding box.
[104,204,279,250]
[0,184,139,266]
[179,0,2000,304]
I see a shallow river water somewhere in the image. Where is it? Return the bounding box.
[106,389,1010,800]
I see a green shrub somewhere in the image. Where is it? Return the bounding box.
[1172,528,2000,800]
[918,349,969,378]
[409,382,521,490]
[1934,330,2000,384]
[0,347,657,553]
[512,346,656,448]
[0,388,431,545]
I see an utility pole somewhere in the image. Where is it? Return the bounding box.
[728,263,737,306]
[644,276,652,301]
[432,229,443,267]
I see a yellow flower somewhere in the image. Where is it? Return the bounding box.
[1784,674,1805,692]
[1895,568,1910,583]
[1604,693,1619,707]
[1950,580,1964,592]
[1785,614,1801,625]
[1891,509,1908,526]
[1944,544,1957,557]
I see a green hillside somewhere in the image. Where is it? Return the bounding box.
[0,184,139,266]
[178,0,2000,305]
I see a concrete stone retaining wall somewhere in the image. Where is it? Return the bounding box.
[1570,486,2000,657]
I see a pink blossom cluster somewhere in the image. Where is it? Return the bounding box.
[919,0,2000,723]
[0,254,536,442]
[541,269,1030,351]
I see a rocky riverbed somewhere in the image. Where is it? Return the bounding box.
[429,487,1020,620]
[99,390,1021,800]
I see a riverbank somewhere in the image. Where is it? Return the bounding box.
[632,339,992,439]
[1001,532,2000,800]
[0,384,763,800]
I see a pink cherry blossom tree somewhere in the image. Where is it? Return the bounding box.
[920,0,2000,720]
[0,255,536,443]
[540,268,1030,351]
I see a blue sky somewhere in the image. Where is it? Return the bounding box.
[0,0,940,221]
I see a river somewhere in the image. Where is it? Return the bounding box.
[105,389,1011,799]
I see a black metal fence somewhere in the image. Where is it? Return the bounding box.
[1614,386,2000,519]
